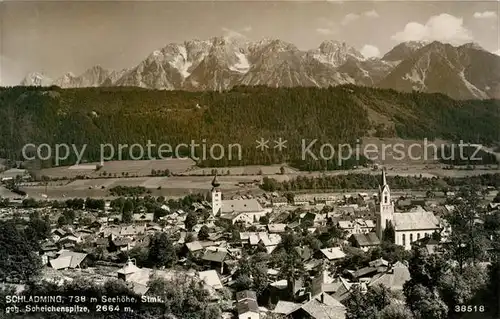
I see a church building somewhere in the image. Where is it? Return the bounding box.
[211,174,270,225]
[376,169,441,250]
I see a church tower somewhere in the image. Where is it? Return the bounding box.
[211,173,222,216]
[376,168,394,239]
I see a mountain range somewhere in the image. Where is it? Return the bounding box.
[20,37,500,100]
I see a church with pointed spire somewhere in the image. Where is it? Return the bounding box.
[376,169,394,240]
[209,173,270,224]
[375,168,441,250]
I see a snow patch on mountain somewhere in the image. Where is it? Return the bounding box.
[168,45,192,78]
[229,52,250,73]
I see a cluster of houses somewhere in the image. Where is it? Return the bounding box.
[2,169,499,318]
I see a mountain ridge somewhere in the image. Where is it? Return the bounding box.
[19,38,500,100]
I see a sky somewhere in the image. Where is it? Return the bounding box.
[0,0,498,86]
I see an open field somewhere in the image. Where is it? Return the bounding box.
[181,164,299,176]
[32,158,196,179]
[10,163,499,201]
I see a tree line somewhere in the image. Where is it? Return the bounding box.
[0,85,498,169]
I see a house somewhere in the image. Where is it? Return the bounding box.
[198,270,223,290]
[349,233,380,251]
[109,237,132,252]
[120,225,146,237]
[319,247,346,261]
[272,197,288,207]
[48,251,89,270]
[268,224,287,233]
[274,292,346,319]
[338,219,375,237]
[369,261,411,291]
[236,290,260,319]
[294,196,310,206]
[201,249,229,273]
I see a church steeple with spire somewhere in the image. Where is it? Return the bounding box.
[211,172,222,216]
[376,168,394,239]
[211,173,220,189]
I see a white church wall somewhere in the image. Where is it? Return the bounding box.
[395,230,434,250]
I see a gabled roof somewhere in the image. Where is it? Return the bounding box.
[185,241,204,252]
[369,261,410,290]
[117,260,141,275]
[273,301,301,315]
[202,250,227,263]
[393,208,440,231]
[199,270,223,290]
[236,290,257,302]
[351,232,380,247]
[301,298,346,319]
[49,251,88,269]
[221,199,264,213]
[320,247,346,260]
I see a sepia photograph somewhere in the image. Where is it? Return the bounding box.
[0,0,499,318]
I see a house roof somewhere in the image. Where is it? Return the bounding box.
[49,256,72,270]
[199,270,223,290]
[320,247,346,260]
[352,232,380,247]
[202,250,227,263]
[186,241,203,252]
[50,251,88,269]
[369,261,410,290]
[273,301,301,315]
[117,260,141,275]
[236,290,257,302]
[268,224,287,233]
[393,209,440,231]
[301,298,346,319]
[353,266,378,278]
[221,199,263,214]
[120,225,146,236]
[369,258,389,268]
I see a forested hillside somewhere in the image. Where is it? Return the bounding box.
[0,85,498,168]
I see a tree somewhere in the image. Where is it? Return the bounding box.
[0,221,42,282]
[122,209,133,223]
[57,215,69,227]
[198,225,210,241]
[403,248,449,319]
[444,186,489,272]
[148,233,177,268]
[234,274,253,291]
[404,284,448,319]
[148,274,221,318]
[185,212,197,231]
[382,221,395,244]
[345,284,393,319]
[280,166,286,175]
[259,214,270,225]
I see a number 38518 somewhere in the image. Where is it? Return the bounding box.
[455,305,485,313]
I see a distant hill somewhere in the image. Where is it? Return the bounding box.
[0,85,498,169]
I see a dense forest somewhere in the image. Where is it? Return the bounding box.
[0,85,498,169]
[260,173,500,192]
